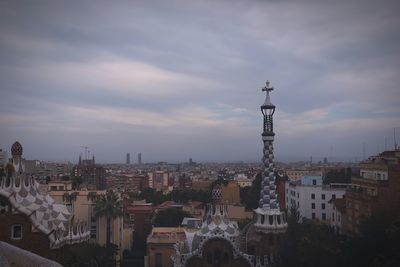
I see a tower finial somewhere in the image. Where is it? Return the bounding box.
[261,80,274,93]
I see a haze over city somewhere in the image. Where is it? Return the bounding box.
[1,0,399,163]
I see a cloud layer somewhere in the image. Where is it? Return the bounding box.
[1,0,399,163]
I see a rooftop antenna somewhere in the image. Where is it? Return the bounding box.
[362,142,366,160]
[385,137,387,151]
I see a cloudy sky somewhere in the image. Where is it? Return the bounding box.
[1,0,399,163]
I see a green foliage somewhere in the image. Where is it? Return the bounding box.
[171,189,211,204]
[138,188,171,205]
[63,192,78,203]
[62,243,117,267]
[130,188,211,205]
[87,191,99,202]
[94,190,123,246]
[210,178,229,189]
[237,217,254,230]
[72,176,83,189]
[95,190,123,219]
[279,218,342,267]
[323,167,352,185]
[153,208,192,227]
[342,212,400,267]
[278,207,400,267]
[240,173,261,210]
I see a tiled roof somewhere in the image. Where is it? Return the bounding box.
[126,204,153,213]
[0,173,90,248]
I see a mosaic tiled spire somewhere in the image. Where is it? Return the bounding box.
[254,81,287,234]
[259,81,278,210]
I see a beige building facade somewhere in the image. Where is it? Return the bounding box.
[49,189,133,260]
[146,227,186,267]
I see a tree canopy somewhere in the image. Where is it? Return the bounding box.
[153,208,192,227]
[240,173,261,210]
[277,206,400,267]
[129,187,211,205]
[94,190,123,246]
[61,243,117,267]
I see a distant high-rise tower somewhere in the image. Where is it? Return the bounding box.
[138,153,142,165]
[126,153,130,164]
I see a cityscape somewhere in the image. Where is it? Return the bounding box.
[1,1,400,267]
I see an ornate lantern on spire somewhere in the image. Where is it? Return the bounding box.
[261,81,275,135]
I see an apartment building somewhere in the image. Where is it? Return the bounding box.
[285,176,348,222]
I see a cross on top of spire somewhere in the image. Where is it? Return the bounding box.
[262,80,274,93]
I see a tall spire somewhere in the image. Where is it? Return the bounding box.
[254,80,287,234]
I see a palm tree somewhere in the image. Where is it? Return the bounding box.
[63,192,79,213]
[94,190,123,247]
[87,191,98,202]
[63,192,79,203]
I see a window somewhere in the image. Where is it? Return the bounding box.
[322,213,326,220]
[297,192,299,198]
[311,193,315,199]
[297,201,299,208]
[332,213,335,221]
[11,225,22,240]
[321,194,325,200]
[312,212,316,219]
[155,253,162,267]
[322,203,326,210]
[332,194,336,199]
[311,203,315,209]
[312,179,316,185]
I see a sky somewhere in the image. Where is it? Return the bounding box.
[0,0,399,163]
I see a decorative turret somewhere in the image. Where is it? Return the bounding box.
[11,141,24,174]
[254,81,287,234]
[211,184,223,204]
[11,141,23,157]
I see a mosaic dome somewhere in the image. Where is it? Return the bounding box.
[11,141,23,156]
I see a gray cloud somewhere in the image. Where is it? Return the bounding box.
[0,0,399,163]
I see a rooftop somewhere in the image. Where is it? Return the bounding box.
[147,227,186,244]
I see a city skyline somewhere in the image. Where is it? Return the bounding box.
[1,0,400,163]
